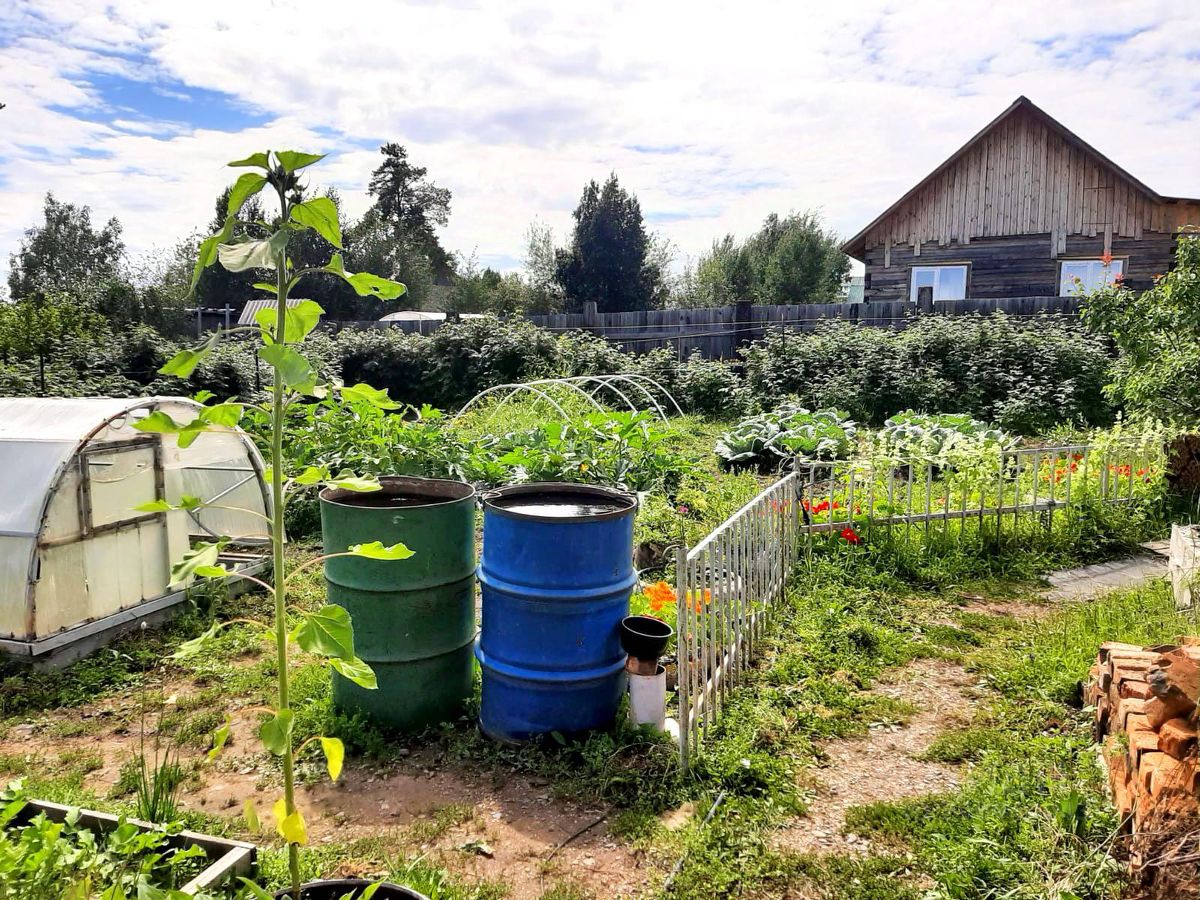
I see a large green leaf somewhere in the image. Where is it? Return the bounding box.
[135,403,242,449]
[275,150,324,173]
[324,253,407,300]
[258,709,294,756]
[329,655,378,689]
[170,622,221,660]
[218,240,274,272]
[237,879,273,900]
[258,344,318,391]
[292,465,329,486]
[133,495,202,513]
[273,798,308,845]
[346,270,407,300]
[201,402,244,428]
[227,172,267,219]
[169,540,227,585]
[348,541,415,561]
[188,217,234,296]
[159,327,221,377]
[318,736,344,781]
[292,605,355,660]
[290,197,342,249]
[228,152,270,169]
[339,383,400,410]
[327,473,381,492]
[254,299,325,343]
[132,410,183,437]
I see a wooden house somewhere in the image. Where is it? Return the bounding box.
[842,96,1200,303]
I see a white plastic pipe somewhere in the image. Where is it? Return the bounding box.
[628,665,667,731]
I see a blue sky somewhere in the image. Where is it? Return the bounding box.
[2,1,1198,285]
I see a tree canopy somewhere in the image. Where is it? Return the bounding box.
[367,143,454,281]
[555,174,661,313]
[7,193,125,300]
[1083,232,1200,421]
[680,211,849,306]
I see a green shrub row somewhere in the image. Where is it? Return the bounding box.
[0,313,1115,432]
[740,313,1114,432]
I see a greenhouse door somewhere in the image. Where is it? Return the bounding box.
[82,439,170,606]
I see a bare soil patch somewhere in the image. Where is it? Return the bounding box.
[0,679,651,899]
[773,657,977,856]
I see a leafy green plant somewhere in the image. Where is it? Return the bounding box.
[715,404,855,470]
[872,410,1008,463]
[480,410,692,493]
[1084,231,1200,421]
[0,780,217,899]
[132,150,415,898]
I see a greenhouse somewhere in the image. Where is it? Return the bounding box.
[0,397,269,665]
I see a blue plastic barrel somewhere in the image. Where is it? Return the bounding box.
[476,483,638,743]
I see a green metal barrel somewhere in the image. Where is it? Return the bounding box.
[319,476,477,731]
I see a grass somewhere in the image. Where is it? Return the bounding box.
[817,581,1196,900]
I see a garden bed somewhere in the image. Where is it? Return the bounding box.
[2,791,256,897]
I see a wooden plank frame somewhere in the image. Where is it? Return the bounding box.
[9,799,257,895]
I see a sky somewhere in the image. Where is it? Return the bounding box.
[2,0,1199,284]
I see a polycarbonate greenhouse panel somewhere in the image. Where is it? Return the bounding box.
[0,397,270,654]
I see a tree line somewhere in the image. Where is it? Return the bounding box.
[3,144,851,347]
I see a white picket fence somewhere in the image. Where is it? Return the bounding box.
[674,440,1164,769]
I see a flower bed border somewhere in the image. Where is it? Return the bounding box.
[9,798,256,895]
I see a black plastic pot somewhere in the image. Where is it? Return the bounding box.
[620,614,674,662]
[273,880,428,899]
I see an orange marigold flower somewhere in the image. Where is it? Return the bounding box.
[644,580,676,611]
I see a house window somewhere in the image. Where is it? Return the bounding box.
[910,265,967,302]
[1059,258,1124,295]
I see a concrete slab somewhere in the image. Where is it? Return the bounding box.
[1045,553,1167,602]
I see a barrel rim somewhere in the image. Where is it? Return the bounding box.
[480,482,637,523]
[320,475,476,509]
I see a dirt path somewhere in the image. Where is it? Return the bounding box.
[0,685,650,899]
[772,657,977,855]
[773,554,1167,857]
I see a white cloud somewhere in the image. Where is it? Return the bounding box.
[1,0,1198,283]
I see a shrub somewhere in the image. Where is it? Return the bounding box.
[740,314,1114,433]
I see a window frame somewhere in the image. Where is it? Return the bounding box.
[907,262,970,303]
[77,438,165,538]
[1057,257,1126,297]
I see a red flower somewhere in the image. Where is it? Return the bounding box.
[840,527,861,544]
[1113,272,1125,283]
[1100,251,1114,267]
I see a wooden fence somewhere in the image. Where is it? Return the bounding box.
[335,295,1082,360]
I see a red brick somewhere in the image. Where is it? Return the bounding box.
[1157,718,1198,761]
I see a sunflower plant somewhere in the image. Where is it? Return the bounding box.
[133,150,413,899]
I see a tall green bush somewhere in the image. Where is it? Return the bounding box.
[741,313,1114,433]
[1084,232,1200,422]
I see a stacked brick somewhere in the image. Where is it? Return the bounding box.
[1088,641,1200,884]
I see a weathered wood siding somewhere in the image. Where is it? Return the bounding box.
[862,104,1200,261]
[863,232,1178,302]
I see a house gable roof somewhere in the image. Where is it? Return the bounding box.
[841,96,1196,260]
